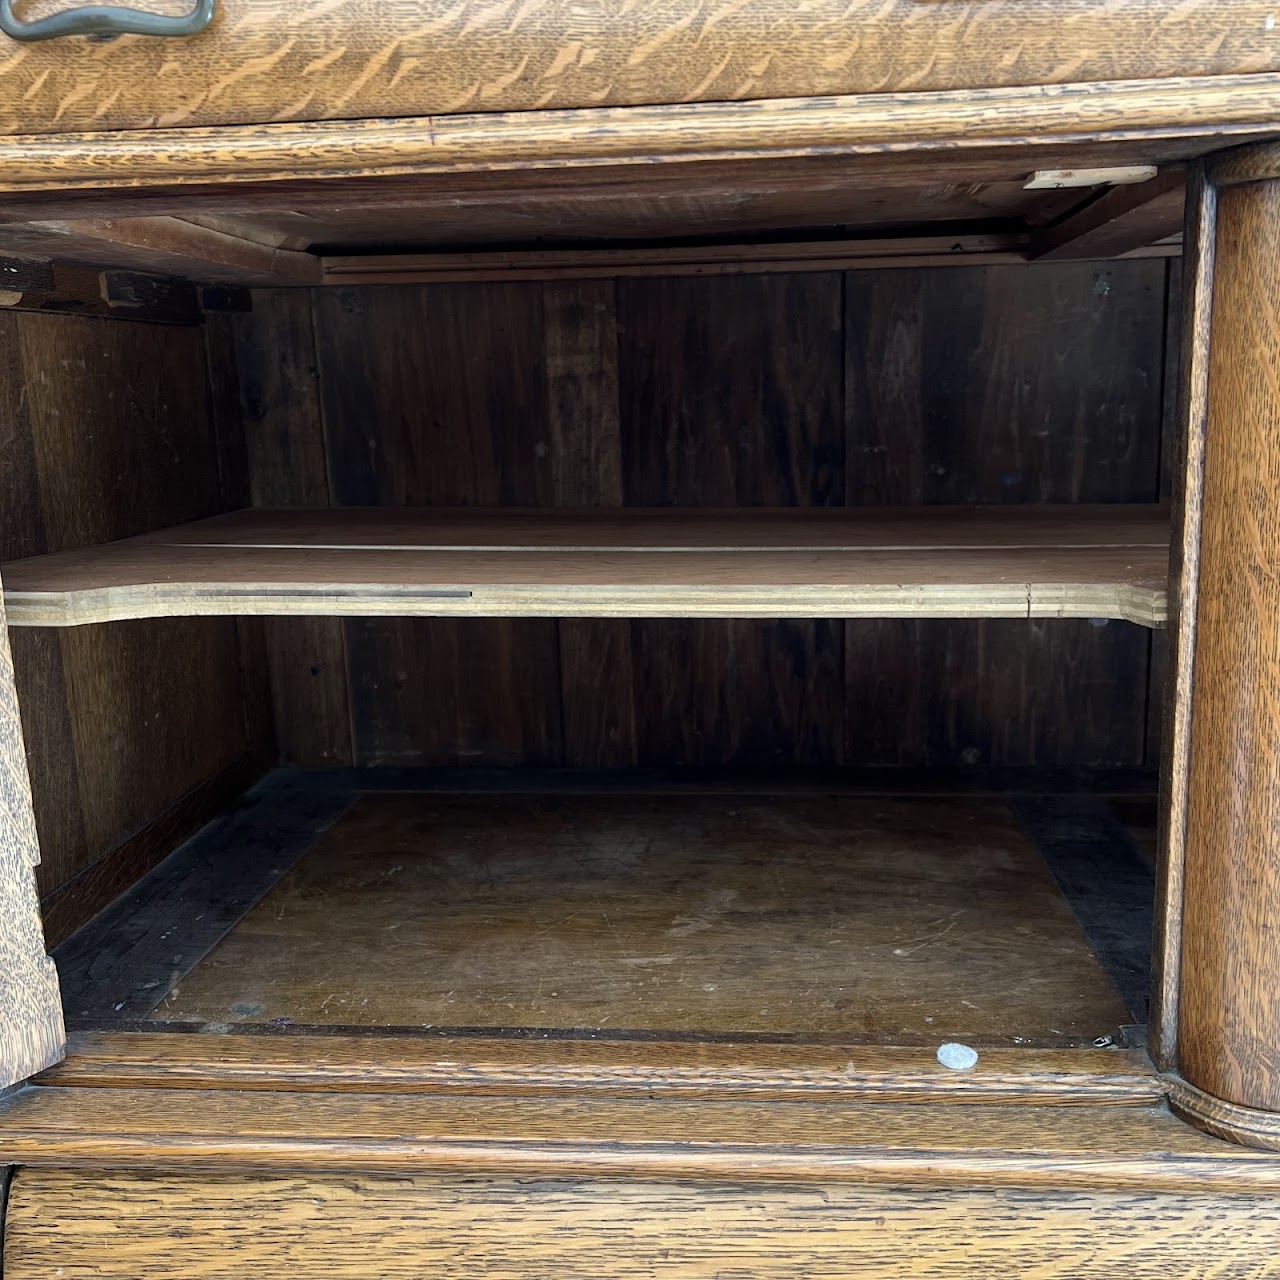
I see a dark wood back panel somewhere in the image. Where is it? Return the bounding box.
[0,313,263,904]
[237,261,1174,770]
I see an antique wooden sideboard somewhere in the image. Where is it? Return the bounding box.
[1,1,1280,1274]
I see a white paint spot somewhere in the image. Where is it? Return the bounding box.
[1267,14,1276,29]
[938,1042,980,1071]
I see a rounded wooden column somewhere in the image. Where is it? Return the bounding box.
[1177,159,1280,1127]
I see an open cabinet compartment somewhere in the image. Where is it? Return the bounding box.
[0,155,1183,1096]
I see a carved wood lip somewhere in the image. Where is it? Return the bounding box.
[0,75,1278,194]
[37,1031,1167,1105]
[1166,1074,1280,1151]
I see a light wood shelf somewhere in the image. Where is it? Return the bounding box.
[0,507,1170,628]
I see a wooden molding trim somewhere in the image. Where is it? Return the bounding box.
[0,75,1279,195]
[1206,141,1280,187]
[3,1084,1278,1190]
[1166,1075,1280,1151]
[322,234,1035,285]
[40,1032,1164,1107]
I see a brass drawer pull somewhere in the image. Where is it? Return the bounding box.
[0,0,213,40]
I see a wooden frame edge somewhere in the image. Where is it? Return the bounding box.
[1149,164,1216,1071]
[38,1032,1164,1106]
[0,75,1277,194]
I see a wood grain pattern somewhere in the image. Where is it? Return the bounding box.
[0,1086,1274,1188]
[0,579,63,1087]
[230,289,352,767]
[312,283,564,769]
[41,1030,1163,1105]
[236,264,1170,771]
[1178,177,1280,1114]
[0,311,262,898]
[1150,171,1215,1072]
[1207,139,1280,188]
[14,1169,1280,1280]
[1,75,1279,196]
[1167,1074,1280,1151]
[144,791,1132,1044]
[1031,170,1186,261]
[322,236,1036,282]
[36,755,257,950]
[1,0,1278,137]
[842,260,1170,768]
[0,506,1172,627]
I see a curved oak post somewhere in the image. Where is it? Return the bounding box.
[1165,144,1280,1146]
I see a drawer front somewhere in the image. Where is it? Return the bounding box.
[0,0,1277,137]
[7,1171,1280,1278]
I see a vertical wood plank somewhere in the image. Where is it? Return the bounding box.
[233,290,353,767]
[0,313,89,894]
[544,279,637,768]
[0,577,64,1085]
[843,262,1166,767]
[313,284,564,767]
[205,312,276,769]
[619,275,844,507]
[12,315,252,892]
[618,274,846,767]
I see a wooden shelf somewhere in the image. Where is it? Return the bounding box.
[0,507,1170,628]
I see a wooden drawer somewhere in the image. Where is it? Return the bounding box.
[8,1170,1280,1278]
[0,0,1278,137]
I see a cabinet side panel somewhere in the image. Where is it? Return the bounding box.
[0,579,63,1085]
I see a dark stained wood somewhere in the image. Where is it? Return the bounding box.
[0,261,201,325]
[1178,175,1280,1114]
[320,234,1035,281]
[37,755,259,950]
[618,275,843,507]
[543,280,637,768]
[1031,171,1186,261]
[617,275,845,769]
[0,311,263,901]
[311,283,564,768]
[842,261,1169,767]
[55,774,353,1027]
[236,263,1172,771]
[229,289,351,768]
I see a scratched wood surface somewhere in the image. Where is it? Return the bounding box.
[234,262,1171,769]
[0,578,63,1087]
[148,792,1132,1044]
[0,311,259,901]
[12,1170,1280,1280]
[0,0,1278,138]
[0,1087,1274,1182]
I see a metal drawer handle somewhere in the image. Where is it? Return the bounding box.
[0,0,213,40]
